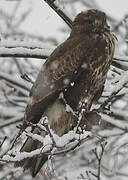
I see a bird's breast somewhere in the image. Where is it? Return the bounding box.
[43,99,77,136]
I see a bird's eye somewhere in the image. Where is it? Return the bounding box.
[95,19,102,25]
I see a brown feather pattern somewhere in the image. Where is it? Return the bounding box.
[15,9,115,177]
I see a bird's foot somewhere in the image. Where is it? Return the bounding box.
[77,110,101,132]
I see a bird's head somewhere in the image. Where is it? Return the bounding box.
[71,9,110,34]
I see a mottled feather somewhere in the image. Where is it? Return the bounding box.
[15,9,115,177]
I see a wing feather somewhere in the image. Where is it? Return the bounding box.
[25,35,90,123]
[25,33,112,123]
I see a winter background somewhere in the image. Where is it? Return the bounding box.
[0,0,128,180]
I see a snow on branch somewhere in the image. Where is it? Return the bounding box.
[102,114,128,131]
[0,38,127,74]
[111,70,128,95]
[98,70,128,114]
[114,55,128,62]
[0,39,55,59]
[0,118,91,164]
[1,130,90,163]
[0,39,52,49]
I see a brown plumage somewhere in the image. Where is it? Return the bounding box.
[15,9,115,177]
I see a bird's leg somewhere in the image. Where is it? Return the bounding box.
[76,97,101,131]
[76,99,90,132]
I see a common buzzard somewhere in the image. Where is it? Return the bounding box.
[15,9,115,177]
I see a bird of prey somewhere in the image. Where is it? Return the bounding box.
[15,9,115,177]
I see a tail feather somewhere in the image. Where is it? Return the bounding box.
[15,99,78,177]
[30,155,48,177]
[15,128,48,177]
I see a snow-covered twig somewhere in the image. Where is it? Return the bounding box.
[114,55,128,62]
[0,47,50,59]
[0,125,91,164]
[98,71,128,113]
[0,39,55,59]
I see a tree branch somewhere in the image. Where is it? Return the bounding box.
[43,0,72,28]
[89,142,107,180]
[0,72,30,92]
[0,117,23,129]
[0,47,48,59]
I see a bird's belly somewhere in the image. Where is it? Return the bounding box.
[43,99,77,136]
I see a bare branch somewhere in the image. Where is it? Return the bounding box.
[91,142,107,180]
[43,0,72,28]
[0,72,30,92]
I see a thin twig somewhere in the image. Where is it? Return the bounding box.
[42,121,57,146]
[0,72,30,92]
[0,117,23,129]
[113,57,128,62]
[0,136,7,149]
[86,171,91,180]
[91,142,107,180]
[21,73,34,84]
[98,80,128,113]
